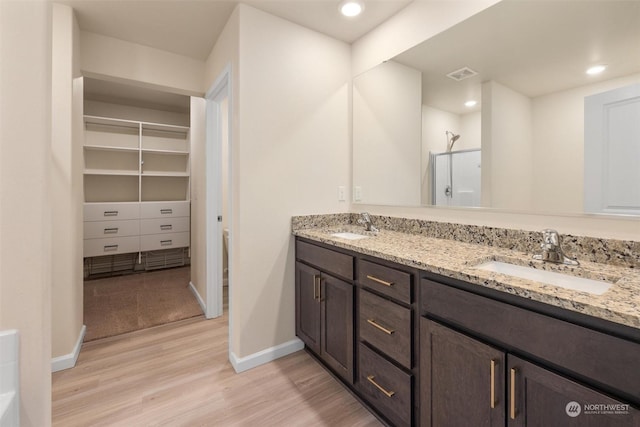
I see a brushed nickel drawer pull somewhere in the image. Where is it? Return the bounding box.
[160,208,173,214]
[103,228,119,234]
[104,244,118,251]
[160,240,172,246]
[160,224,172,231]
[103,211,118,216]
[366,275,394,287]
[367,319,395,335]
[510,368,516,419]
[490,360,496,409]
[366,375,395,398]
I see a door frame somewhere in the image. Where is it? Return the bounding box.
[205,64,232,320]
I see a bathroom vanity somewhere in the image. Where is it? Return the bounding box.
[293,215,640,427]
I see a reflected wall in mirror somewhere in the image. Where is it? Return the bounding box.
[352,0,640,215]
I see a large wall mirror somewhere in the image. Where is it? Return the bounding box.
[353,0,640,216]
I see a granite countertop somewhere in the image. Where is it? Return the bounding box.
[293,225,640,330]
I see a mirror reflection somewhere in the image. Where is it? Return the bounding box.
[352,0,640,215]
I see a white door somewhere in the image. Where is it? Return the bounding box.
[584,83,640,214]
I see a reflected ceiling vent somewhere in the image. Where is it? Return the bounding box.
[446,67,478,81]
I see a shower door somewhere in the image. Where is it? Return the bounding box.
[431,149,481,207]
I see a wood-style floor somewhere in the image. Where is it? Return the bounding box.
[52,310,383,426]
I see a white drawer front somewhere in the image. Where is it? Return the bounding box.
[84,220,140,239]
[84,203,140,221]
[140,201,189,219]
[83,236,140,257]
[140,217,190,235]
[140,232,189,251]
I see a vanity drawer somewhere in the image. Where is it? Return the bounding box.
[140,201,190,219]
[359,289,411,369]
[83,236,140,257]
[296,240,353,280]
[84,219,139,239]
[140,217,190,235]
[84,202,139,221]
[360,259,411,304]
[140,232,189,251]
[358,343,412,427]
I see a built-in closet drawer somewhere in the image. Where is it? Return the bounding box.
[140,201,189,219]
[140,232,189,251]
[84,202,139,221]
[140,217,190,235]
[358,343,412,427]
[83,236,140,257]
[360,259,412,304]
[359,289,412,369]
[84,219,140,239]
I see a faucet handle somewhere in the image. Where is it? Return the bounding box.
[541,229,560,246]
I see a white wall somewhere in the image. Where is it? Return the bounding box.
[482,80,533,210]
[532,72,640,213]
[80,31,206,97]
[231,4,351,358]
[353,60,422,205]
[0,1,53,425]
[51,3,84,363]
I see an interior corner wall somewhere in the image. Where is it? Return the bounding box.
[80,30,206,97]
[0,1,53,425]
[51,2,84,362]
[351,0,501,76]
[233,4,351,358]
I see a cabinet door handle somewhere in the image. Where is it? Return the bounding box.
[313,275,320,301]
[104,245,118,251]
[510,368,517,420]
[366,319,395,335]
[366,275,394,287]
[103,227,119,234]
[103,211,118,216]
[490,360,496,409]
[366,375,395,398]
[160,209,173,214]
[160,240,172,246]
[160,224,172,231]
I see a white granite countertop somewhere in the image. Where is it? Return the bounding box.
[293,225,640,330]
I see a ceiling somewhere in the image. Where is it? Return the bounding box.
[393,0,640,115]
[61,0,412,60]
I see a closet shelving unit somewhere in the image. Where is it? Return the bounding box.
[83,115,191,276]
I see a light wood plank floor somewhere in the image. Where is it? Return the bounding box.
[52,312,382,426]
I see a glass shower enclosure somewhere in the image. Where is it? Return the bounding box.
[430,149,481,207]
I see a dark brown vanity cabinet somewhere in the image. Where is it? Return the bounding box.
[295,240,354,384]
[420,277,640,427]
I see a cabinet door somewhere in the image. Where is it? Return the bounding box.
[420,318,505,427]
[321,274,354,384]
[295,262,321,355]
[508,355,640,427]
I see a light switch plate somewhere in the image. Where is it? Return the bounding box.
[338,186,346,201]
[354,186,362,202]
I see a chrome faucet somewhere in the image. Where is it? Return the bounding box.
[533,229,579,266]
[357,212,379,232]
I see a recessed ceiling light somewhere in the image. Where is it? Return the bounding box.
[340,0,364,17]
[586,65,607,75]
[465,100,477,108]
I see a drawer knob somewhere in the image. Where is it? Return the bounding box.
[160,240,173,246]
[366,319,395,335]
[366,375,395,398]
[160,224,172,231]
[103,211,118,216]
[103,228,118,234]
[366,275,394,287]
[160,209,173,214]
[104,244,118,251]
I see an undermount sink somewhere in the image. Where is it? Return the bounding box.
[330,232,369,240]
[475,261,613,295]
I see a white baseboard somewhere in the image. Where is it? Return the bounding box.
[189,281,206,314]
[51,324,86,372]
[229,338,304,373]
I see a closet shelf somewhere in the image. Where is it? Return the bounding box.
[84,145,140,153]
[84,169,139,176]
[141,172,190,177]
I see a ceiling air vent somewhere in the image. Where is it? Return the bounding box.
[446,67,478,81]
